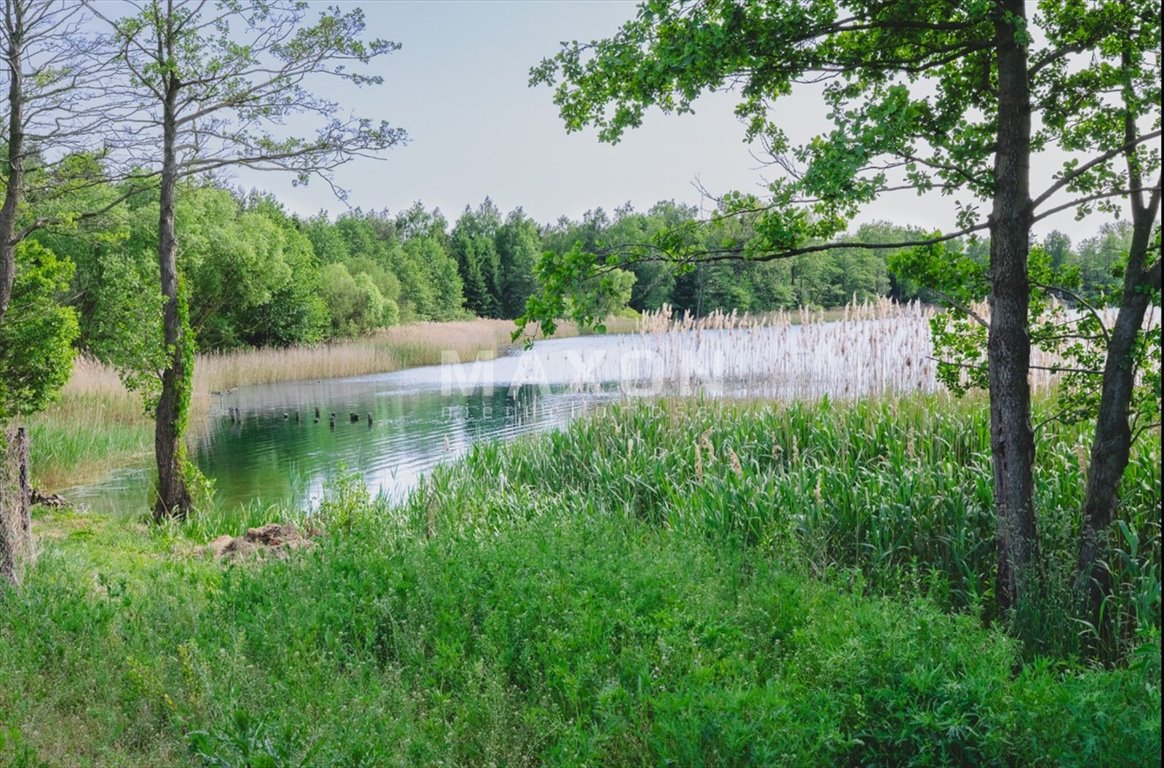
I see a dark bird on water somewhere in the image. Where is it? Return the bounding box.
[350,412,360,423]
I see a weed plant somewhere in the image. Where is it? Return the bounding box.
[2,398,1159,766]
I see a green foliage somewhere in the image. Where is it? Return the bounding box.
[1,400,1159,765]
[412,398,1161,661]
[314,469,376,536]
[902,230,1161,437]
[565,261,637,331]
[495,210,541,318]
[450,200,503,318]
[0,725,50,768]
[188,710,316,768]
[0,241,79,419]
[318,262,389,337]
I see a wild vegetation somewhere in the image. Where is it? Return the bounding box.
[1,0,1160,764]
[1,399,1159,766]
[527,0,1161,648]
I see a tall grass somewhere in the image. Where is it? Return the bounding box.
[407,396,1161,662]
[25,356,153,490]
[633,297,1083,397]
[195,319,523,394]
[194,315,639,395]
[3,397,1158,766]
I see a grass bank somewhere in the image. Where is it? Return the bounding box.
[2,397,1158,766]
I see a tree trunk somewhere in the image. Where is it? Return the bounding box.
[1,427,32,586]
[153,73,192,519]
[0,0,26,328]
[988,0,1039,615]
[1075,202,1161,633]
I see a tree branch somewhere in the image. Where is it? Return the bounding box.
[1030,129,1162,212]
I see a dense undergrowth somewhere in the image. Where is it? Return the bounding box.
[2,397,1160,766]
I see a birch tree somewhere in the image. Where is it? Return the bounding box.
[89,0,406,517]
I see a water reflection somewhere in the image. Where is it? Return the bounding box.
[65,317,939,516]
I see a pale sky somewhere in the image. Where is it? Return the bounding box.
[233,0,1117,243]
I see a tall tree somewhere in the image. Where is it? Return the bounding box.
[525,0,1161,628]
[1,0,111,585]
[495,209,540,319]
[90,0,405,518]
[451,200,502,317]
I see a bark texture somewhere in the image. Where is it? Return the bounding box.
[153,70,192,519]
[0,427,32,586]
[1075,202,1161,629]
[988,0,1040,614]
[0,0,26,327]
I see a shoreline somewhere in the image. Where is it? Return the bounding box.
[27,315,639,492]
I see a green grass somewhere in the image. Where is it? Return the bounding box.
[25,395,154,492]
[1,397,1159,766]
[411,395,1160,659]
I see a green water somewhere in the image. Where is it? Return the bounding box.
[66,320,937,515]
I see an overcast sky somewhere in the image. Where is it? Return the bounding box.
[231,0,1113,242]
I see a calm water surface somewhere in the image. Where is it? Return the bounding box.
[67,320,937,515]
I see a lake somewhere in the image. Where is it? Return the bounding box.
[66,309,939,514]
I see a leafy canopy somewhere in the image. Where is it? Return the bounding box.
[0,241,79,419]
[525,0,1160,328]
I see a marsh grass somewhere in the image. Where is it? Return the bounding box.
[409,396,1161,662]
[633,298,1084,398]
[25,356,154,490]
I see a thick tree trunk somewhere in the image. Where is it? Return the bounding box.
[0,0,26,327]
[1,427,32,586]
[153,75,192,519]
[1075,208,1161,630]
[988,0,1039,614]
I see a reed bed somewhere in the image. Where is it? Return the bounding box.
[25,356,154,490]
[632,298,940,399]
[630,297,1149,398]
[195,319,522,395]
[195,315,641,396]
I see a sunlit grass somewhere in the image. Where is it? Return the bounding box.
[408,395,1161,662]
[4,396,1159,766]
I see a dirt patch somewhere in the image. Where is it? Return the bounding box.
[203,522,316,562]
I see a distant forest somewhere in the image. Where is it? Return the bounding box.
[26,180,1135,354]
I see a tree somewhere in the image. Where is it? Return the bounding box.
[90,0,406,518]
[398,215,464,321]
[495,209,540,319]
[525,0,1161,631]
[451,200,502,317]
[0,240,78,419]
[1,0,112,585]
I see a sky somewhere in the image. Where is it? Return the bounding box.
[231,0,1114,242]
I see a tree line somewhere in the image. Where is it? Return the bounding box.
[10,171,1140,371]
